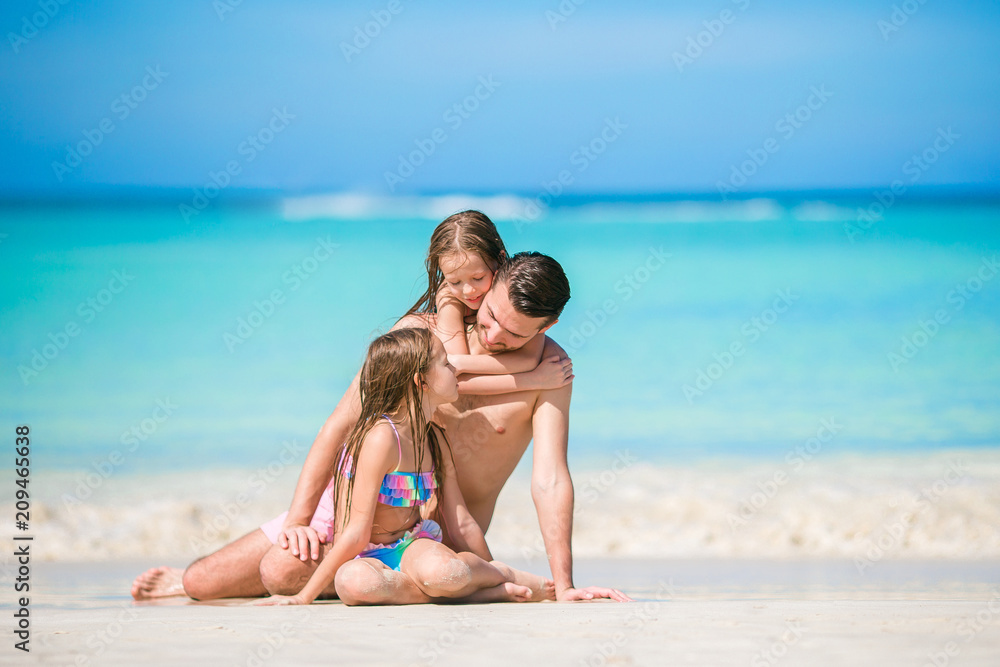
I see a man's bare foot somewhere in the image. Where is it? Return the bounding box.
[460,581,532,604]
[131,567,187,600]
[490,561,556,602]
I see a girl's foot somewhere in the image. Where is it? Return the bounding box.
[461,581,532,604]
[490,561,556,601]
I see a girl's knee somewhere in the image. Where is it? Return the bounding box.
[412,551,472,595]
[336,560,390,606]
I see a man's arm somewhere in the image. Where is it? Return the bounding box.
[279,371,362,558]
[530,376,575,596]
[530,338,632,602]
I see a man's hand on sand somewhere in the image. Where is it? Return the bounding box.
[558,586,633,602]
[277,524,325,561]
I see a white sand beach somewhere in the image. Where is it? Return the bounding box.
[15,559,1000,666]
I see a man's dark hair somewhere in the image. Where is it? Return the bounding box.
[493,252,571,325]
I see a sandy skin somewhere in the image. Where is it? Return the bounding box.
[492,561,555,602]
[132,561,553,604]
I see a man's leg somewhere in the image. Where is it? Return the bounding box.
[182,529,272,600]
[258,541,340,598]
[132,529,272,601]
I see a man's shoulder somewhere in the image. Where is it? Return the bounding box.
[541,334,569,360]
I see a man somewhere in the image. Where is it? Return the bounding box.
[132,252,629,603]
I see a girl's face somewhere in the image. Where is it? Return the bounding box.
[422,336,459,405]
[439,251,494,310]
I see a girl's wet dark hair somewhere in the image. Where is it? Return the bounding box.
[492,252,571,325]
[406,210,507,317]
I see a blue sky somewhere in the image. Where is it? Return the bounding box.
[1,0,998,198]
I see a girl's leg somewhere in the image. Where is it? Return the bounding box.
[400,539,531,602]
[334,557,431,606]
[488,561,556,602]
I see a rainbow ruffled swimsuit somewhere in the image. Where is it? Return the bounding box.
[341,416,441,570]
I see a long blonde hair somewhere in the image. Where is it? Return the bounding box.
[333,327,444,526]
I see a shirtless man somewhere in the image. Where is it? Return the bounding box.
[132,252,629,603]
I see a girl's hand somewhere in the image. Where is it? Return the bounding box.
[255,594,309,606]
[447,354,465,375]
[529,355,574,390]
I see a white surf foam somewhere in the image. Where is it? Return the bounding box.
[5,451,998,563]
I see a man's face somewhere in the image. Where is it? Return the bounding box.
[473,281,555,353]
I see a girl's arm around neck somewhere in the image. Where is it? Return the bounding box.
[455,337,573,396]
[450,333,546,376]
[435,294,471,356]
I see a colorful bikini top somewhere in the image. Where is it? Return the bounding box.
[340,416,437,508]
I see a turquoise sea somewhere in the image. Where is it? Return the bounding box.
[3,196,999,468]
[2,196,999,561]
